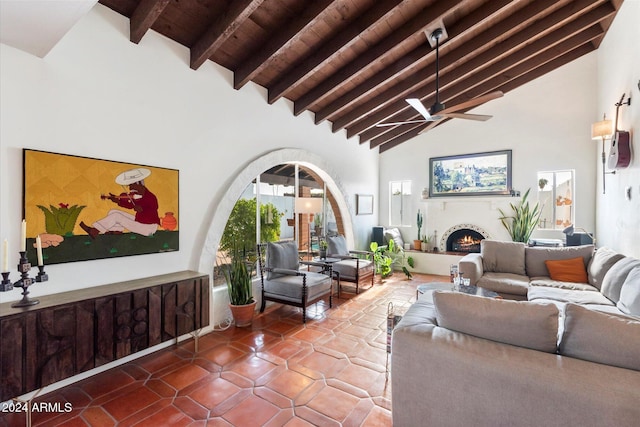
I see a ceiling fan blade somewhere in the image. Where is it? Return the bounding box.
[406,98,432,120]
[442,112,492,121]
[376,119,429,127]
[441,91,504,114]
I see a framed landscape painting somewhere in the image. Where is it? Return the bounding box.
[429,150,512,197]
[23,149,179,265]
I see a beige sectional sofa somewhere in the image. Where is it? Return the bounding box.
[391,240,640,426]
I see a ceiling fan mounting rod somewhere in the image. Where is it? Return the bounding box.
[430,28,445,113]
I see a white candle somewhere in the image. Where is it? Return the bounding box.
[2,239,8,272]
[20,219,26,252]
[36,235,43,266]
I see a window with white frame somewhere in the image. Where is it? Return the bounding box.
[389,180,412,226]
[537,170,574,230]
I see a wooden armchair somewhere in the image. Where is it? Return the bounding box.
[326,235,374,296]
[256,240,333,323]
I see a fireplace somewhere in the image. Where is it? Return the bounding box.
[446,229,484,253]
[440,224,490,253]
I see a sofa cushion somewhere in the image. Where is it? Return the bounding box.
[525,245,593,278]
[477,272,529,296]
[327,235,349,257]
[601,257,640,303]
[559,304,640,371]
[617,266,640,316]
[587,247,625,290]
[529,277,599,292]
[527,286,615,306]
[544,257,588,283]
[433,291,559,353]
[266,241,299,279]
[384,227,404,249]
[481,240,526,275]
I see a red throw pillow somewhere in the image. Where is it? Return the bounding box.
[544,257,588,283]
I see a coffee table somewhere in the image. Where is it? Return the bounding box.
[416,282,500,300]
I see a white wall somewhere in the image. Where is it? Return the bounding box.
[379,52,597,245]
[0,5,379,308]
[595,0,640,257]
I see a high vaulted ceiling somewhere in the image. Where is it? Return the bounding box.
[98,0,623,152]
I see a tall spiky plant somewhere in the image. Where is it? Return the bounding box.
[223,246,254,306]
[498,189,542,243]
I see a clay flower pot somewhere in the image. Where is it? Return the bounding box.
[229,301,257,327]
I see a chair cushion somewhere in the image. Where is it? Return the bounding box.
[525,245,593,278]
[332,258,373,281]
[544,257,588,283]
[327,235,349,257]
[601,257,640,303]
[587,247,625,290]
[617,267,640,316]
[559,304,640,371]
[263,271,332,302]
[267,241,299,280]
[384,227,404,249]
[433,291,559,353]
[481,240,526,275]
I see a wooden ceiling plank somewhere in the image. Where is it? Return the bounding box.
[376,43,594,153]
[233,0,337,90]
[266,0,405,105]
[332,0,563,134]
[346,0,612,139]
[190,0,265,70]
[130,0,171,44]
[293,0,468,116]
[367,25,603,145]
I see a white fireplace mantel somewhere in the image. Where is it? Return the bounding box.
[423,196,521,211]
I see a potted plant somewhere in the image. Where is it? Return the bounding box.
[370,241,393,281]
[421,234,431,252]
[538,178,548,190]
[223,247,256,327]
[319,238,328,259]
[314,213,323,235]
[498,189,542,243]
[414,209,423,250]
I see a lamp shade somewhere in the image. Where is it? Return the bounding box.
[591,119,612,140]
[295,197,323,214]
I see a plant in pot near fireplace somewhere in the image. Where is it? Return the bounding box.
[414,209,424,250]
[223,246,256,327]
[498,188,542,243]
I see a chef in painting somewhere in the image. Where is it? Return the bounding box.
[79,168,160,238]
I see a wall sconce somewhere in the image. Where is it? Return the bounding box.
[591,114,613,194]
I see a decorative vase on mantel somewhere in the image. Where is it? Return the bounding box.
[413,240,422,251]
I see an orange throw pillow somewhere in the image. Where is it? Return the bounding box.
[544,257,588,283]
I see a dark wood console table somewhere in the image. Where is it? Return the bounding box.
[0,271,209,401]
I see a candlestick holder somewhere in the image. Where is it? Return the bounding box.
[0,251,48,307]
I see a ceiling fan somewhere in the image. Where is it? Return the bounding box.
[377,27,503,132]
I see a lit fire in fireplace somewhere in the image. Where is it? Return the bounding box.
[452,235,482,253]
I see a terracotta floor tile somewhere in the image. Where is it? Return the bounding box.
[307,386,360,422]
[15,273,447,427]
[222,395,279,427]
[80,406,116,426]
[202,345,247,367]
[102,386,160,421]
[228,355,277,381]
[161,364,210,390]
[188,377,241,409]
[265,369,314,399]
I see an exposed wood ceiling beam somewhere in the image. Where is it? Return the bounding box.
[293,0,468,116]
[377,43,595,153]
[347,0,612,141]
[233,0,336,90]
[190,0,265,70]
[129,0,170,44]
[266,0,405,104]
[361,4,613,143]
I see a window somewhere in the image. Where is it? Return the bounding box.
[389,181,411,226]
[537,170,574,230]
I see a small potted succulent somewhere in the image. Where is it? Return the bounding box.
[319,239,328,259]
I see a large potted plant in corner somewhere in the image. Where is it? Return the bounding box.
[223,246,256,327]
[498,188,542,243]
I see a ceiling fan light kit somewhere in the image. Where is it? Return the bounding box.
[377,25,502,132]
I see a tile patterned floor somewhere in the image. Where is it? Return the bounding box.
[1,273,446,427]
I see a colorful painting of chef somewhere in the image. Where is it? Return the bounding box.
[80,168,161,239]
